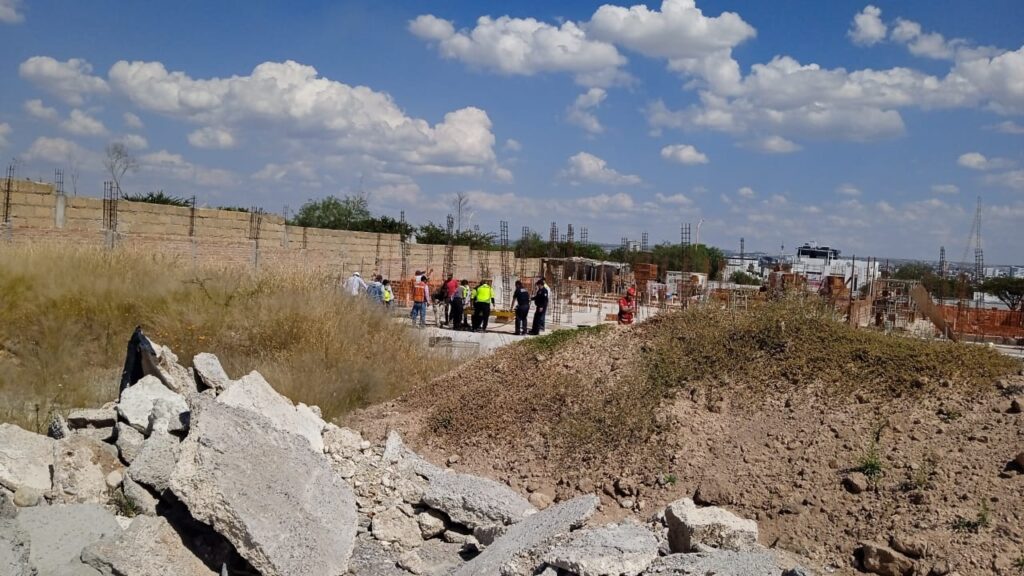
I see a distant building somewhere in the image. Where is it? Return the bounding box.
[784,242,879,293]
[722,255,763,279]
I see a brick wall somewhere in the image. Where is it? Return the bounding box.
[0,180,543,290]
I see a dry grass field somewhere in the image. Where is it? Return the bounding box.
[0,244,454,430]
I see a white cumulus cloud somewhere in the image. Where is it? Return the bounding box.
[123,112,144,130]
[409,14,627,86]
[107,59,499,175]
[120,134,148,150]
[24,99,58,121]
[0,0,24,23]
[19,56,109,105]
[23,136,98,164]
[660,143,708,165]
[931,184,959,195]
[836,183,861,196]
[984,170,1024,191]
[958,151,1012,170]
[561,151,642,186]
[848,5,887,46]
[586,0,755,93]
[188,126,236,149]
[140,150,238,189]
[655,192,692,205]
[566,88,607,134]
[61,109,108,136]
[746,135,801,154]
[737,186,755,198]
[503,138,522,152]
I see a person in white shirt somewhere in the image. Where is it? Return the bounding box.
[344,272,367,296]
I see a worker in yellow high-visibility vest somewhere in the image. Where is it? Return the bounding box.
[471,279,494,332]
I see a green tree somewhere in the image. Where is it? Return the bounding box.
[512,231,608,259]
[416,222,496,251]
[893,262,934,280]
[729,270,762,286]
[893,262,962,299]
[361,215,415,239]
[291,195,371,230]
[610,243,726,280]
[980,277,1024,311]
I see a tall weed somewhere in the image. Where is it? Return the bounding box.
[0,244,455,430]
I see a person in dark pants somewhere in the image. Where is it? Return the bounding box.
[512,280,530,335]
[471,279,494,332]
[528,278,549,335]
[451,279,469,330]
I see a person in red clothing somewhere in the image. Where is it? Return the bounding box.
[618,287,636,325]
[443,273,459,325]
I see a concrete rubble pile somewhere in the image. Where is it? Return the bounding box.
[0,330,815,575]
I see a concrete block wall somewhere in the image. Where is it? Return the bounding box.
[1,180,544,284]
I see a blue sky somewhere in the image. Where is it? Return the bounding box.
[1,0,1022,263]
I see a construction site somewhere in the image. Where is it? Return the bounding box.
[3,168,1021,350]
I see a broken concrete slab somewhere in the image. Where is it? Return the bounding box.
[0,519,32,576]
[372,506,423,549]
[82,515,213,576]
[147,397,188,435]
[170,396,356,576]
[144,342,198,396]
[51,435,123,504]
[323,424,365,459]
[349,532,466,576]
[216,371,325,453]
[452,494,598,576]
[72,427,116,443]
[17,503,121,576]
[115,422,145,465]
[121,475,158,516]
[542,522,660,576]
[117,375,188,436]
[192,353,230,393]
[664,498,759,553]
[0,423,55,493]
[422,471,536,530]
[127,430,180,494]
[67,408,117,429]
[641,548,783,575]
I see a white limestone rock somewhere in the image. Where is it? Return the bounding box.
[542,522,660,576]
[191,352,230,393]
[0,424,55,494]
[216,371,325,453]
[453,494,598,576]
[664,498,759,553]
[82,515,213,576]
[169,396,356,576]
[51,435,123,504]
[117,376,188,436]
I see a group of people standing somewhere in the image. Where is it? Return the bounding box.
[343,272,395,306]
[345,268,641,332]
[437,274,549,335]
[343,269,551,334]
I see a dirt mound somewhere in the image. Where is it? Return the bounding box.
[348,300,1024,575]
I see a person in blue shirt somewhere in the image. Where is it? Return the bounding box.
[511,280,531,335]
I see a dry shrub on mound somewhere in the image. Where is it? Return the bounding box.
[0,244,451,430]
[418,298,1019,470]
[646,297,1019,399]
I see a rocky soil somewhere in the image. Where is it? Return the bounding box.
[349,323,1024,576]
[0,331,818,575]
